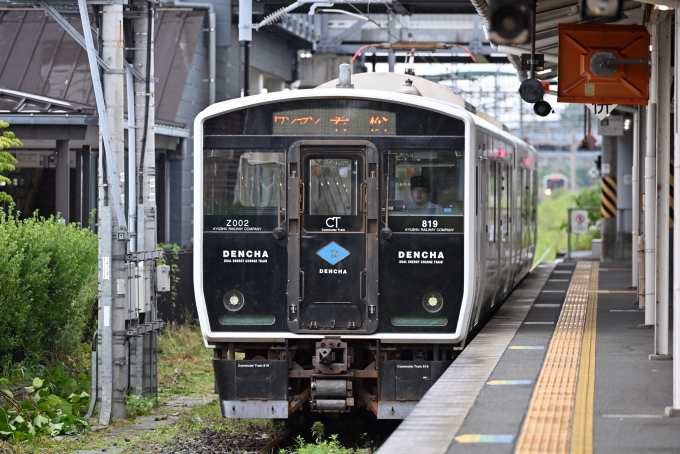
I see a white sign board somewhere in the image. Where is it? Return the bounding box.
[586,103,618,121]
[599,115,624,136]
[601,163,611,175]
[572,210,590,234]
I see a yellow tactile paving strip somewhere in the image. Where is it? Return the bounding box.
[516,261,598,454]
[570,262,598,454]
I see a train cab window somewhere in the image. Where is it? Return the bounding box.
[203,149,285,231]
[308,158,359,216]
[381,149,465,233]
[303,154,364,232]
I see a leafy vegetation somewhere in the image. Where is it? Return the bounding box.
[0,208,98,374]
[0,120,21,204]
[280,422,360,454]
[281,434,359,454]
[572,186,602,224]
[0,367,91,441]
[126,394,159,419]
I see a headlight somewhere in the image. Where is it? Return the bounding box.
[422,291,443,313]
[223,289,245,311]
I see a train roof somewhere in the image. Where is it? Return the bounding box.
[196,75,534,160]
[316,72,509,132]
[317,72,535,157]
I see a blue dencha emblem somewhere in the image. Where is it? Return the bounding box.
[317,241,350,265]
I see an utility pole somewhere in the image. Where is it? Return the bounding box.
[388,14,397,72]
[98,2,128,422]
[74,0,164,424]
[135,0,159,396]
[494,66,499,119]
[239,0,252,95]
[571,131,576,191]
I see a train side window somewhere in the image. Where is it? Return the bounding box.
[381,149,464,216]
[203,148,285,216]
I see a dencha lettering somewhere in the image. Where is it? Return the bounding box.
[223,250,269,258]
[398,251,444,259]
[319,269,348,274]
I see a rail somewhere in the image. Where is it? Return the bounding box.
[531,239,559,272]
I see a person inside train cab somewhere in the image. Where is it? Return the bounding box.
[406,176,441,210]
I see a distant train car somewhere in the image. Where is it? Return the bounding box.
[543,173,568,195]
[194,68,537,420]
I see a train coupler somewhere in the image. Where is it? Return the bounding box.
[310,377,354,412]
[313,338,352,374]
[310,338,355,412]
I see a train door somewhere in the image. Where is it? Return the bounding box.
[513,164,523,285]
[472,156,484,327]
[520,167,529,273]
[497,163,511,302]
[286,141,379,334]
[486,159,501,308]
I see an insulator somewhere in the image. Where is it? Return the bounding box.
[259,8,288,28]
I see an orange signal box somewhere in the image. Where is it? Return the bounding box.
[557,24,649,105]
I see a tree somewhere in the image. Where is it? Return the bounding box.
[0,120,22,203]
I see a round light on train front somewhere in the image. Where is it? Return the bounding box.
[223,290,245,311]
[422,291,444,313]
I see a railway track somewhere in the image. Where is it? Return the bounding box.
[255,427,295,454]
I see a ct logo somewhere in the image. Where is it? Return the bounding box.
[326,217,341,228]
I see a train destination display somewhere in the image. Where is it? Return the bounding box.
[273,109,396,135]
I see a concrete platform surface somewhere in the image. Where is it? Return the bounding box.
[381,261,680,454]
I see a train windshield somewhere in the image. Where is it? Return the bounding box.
[383,149,465,217]
[203,149,285,230]
[308,158,360,216]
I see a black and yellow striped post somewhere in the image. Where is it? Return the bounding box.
[671,159,674,228]
[601,176,617,218]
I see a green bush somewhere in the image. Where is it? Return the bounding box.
[572,185,602,225]
[0,367,91,441]
[0,207,98,371]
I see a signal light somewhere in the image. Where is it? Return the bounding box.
[489,0,531,44]
[580,134,598,151]
[534,100,553,117]
[519,78,545,104]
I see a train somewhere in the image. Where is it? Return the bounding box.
[193,66,537,420]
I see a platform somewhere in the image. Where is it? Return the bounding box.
[379,261,680,454]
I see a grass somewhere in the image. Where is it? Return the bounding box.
[157,324,215,396]
[534,189,576,265]
[8,324,279,453]
[533,188,601,266]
